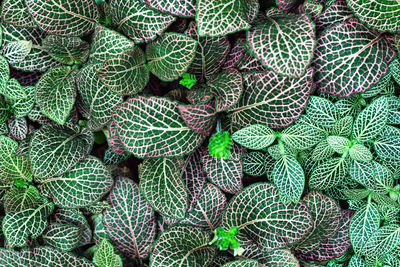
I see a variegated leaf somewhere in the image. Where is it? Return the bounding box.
[113,96,204,158]
[110,0,175,43]
[306,96,338,128]
[139,157,187,219]
[248,14,315,78]
[316,0,353,32]
[29,124,93,178]
[179,99,217,135]
[349,144,372,162]
[42,223,82,252]
[242,152,273,177]
[26,0,99,36]
[8,116,28,141]
[3,185,41,213]
[146,33,197,81]
[243,247,299,267]
[0,0,36,28]
[309,156,350,190]
[233,124,275,150]
[314,19,395,97]
[374,135,400,160]
[1,40,32,64]
[221,259,260,267]
[327,136,351,154]
[1,78,26,101]
[312,139,335,161]
[143,0,196,17]
[150,225,215,266]
[37,156,113,208]
[93,239,123,267]
[97,48,148,96]
[230,69,313,128]
[20,247,94,266]
[104,177,156,258]
[349,160,392,194]
[42,35,90,65]
[281,123,325,150]
[220,183,312,250]
[7,86,35,119]
[365,223,400,256]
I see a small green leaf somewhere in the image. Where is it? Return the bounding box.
[42,223,82,252]
[374,135,400,161]
[232,124,275,150]
[1,78,26,101]
[208,132,233,160]
[349,144,372,162]
[306,96,338,128]
[349,160,392,194]
[312,139,335,161]
[281,123,325,150]
[309,156,349,190]
[179,73,197,89]
[1,40,32,64]
[327,136,350,154]
[93,239,123,267]
[3,185,41,213]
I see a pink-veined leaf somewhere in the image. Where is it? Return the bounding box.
[316,0,353,32]
[179,99,217,135]
[243,246,299,267]
[142,0,196,17]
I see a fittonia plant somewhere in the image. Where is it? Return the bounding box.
[0,0,399,266]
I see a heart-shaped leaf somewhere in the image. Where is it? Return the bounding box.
[43,35,90,65]
[146,33,197,81]
[42,223,82,252]
[26,0,99,36]
[139,157,188,219]
[110,0,175,43]
[150,225,215,266]
[35,66,77,125]
[113,96,204,158]
[93,239,123,267]
[179,99,217,135]
[143,0,196,17]
[247,14,315,78]
[97,48,149,96]
[314,19,395,97]
[233,124,276,150]
[0,0,36,28]
[230,69,313,128]
[3,185,41,213]
[37,156,113,208]
[220,183,312,250]
[104,177,156,258]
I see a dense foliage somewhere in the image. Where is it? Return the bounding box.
[0,0,399,266]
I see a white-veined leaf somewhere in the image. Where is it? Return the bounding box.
[327,136,350,154]
[349,144,372,162]
[309,156,349,190]
[93,239,123,267]
[43,35,89,65]
[374,135,400,161]
[281,123,325,150]
[42,223,82,252]
[3,185,41,213]
[306,96,338,128]
[0,0,36,28]
[1,40,32,64]
[232,124,275,150]
[143,0,196,17]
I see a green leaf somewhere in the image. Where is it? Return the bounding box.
[24,247,94,266]
[352,97,389,142]
[112,96,204,158]
[349,160,392,194]
[1,40,32,64]
[349,144,372,162]
[76,64,123,130]
[93,239,123,267]
[26,0,99,36]
[150,225,215,266]
[2,200,54,247]
[110,0,175,43]
[146,33,197,81]
[272,155,304,203]
[349,202,380,253]
[1,78,26,101]
[7,86,35,119]
[232,124,275,150]
[35,66,76,125]
[346,0,400,32]
[309,156,349,190]
[306,96,338,128]
[8,116,28,141]
[37,156,113,208]
[196,0,259,37]
[220,183,312,250]
[42,223,82,252]
[331,115,353,137]
[139,158,187,219]
[247,14,316,78]
[281,123,325,150]
[242,152,272,177]
[0,55,9,89]
[97,47,149,96]
[43,35,90,65]
[348,255,367,267]
[366,224,400,256]
[312,139,335,161]
[221,259,260,267]
[0,135,32,183]
[0,96,9,124]
[374,135,400,160]
[178,99,217,135]
[343,188,370,200]
[143,0,196,17]
[3,185,41,213]
[0,0,36,28]
[29,124,93,178]
[327,136,350,154]
[103,177,156,258]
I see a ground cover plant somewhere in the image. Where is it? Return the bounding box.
[0,0,399,266]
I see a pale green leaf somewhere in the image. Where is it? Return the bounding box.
[306,96,338,128]
[374,135,400,161]
[349,160,392,194]
[331,115,353,137]
[309,156,349,190]
[1,40,32,64]
[232,124,275,150]
[42,223,82,252]
[327,135,350,154]
[1,78,26,101]
[311,139,335,161]
[93,239,123,267]
[349,144,372,162]
[3,185,41,213]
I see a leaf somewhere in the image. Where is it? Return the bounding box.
[230,69,313,128]
[349,160,392,194]
[331,115,353,137]
[349,202,380,253]
[179,100,217,135]
[42,35,90,65]
[281,123,325,150]
[348,255,367,267]
[349,144,372,162]
[306,96,338,128]
[0,0,36,28]
[143,0,196,17]
[20,247,94,266]
[97,48,149,96]
[327,136,350,154]
[26,0,99,36]
[103,177,156,258]
[1,40,32,64]
[296,191,341,253]
[316,0,353,32]
[391,57,400,85]
[139,158,187,219]
[42,223,82,252]
[146,33,197,81]
[0,135,32,183]
[232,124,275,150]
[196,0,259,37]
[221,259,260,267]
[37,156,113,208]
[1,78,26,101]
[243,247,299,266]
[8,116,28,141]
[220,183,312,250]
[3,185,41,213]
[185,22,230,82]
[202,144,243,194]
[276,0,302,10]
[112,96,204,158]
[312,139,335,161]
[374,135,400,160]
[0,96,9,123]
[309,156,349,190]
[35,66,76,125]
[7,86,35,119]
[2,200,54,247]
[314,19,395,97]
[93,239,123,267]
[366,224,400,256]
[76,64,123,130]
[242,152,271,177]
[346,0,400,33]
[352,96,389,142]
[110,0,175,43]
[150,225,215,266]
[88,25,135,64]
[29,124,93,178]
[247,14,316,78]
[272,155,304,204]
[181,183,226,230]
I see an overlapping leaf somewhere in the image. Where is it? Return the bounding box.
[0,0,36,28]
[242,152,273,177]
[20,247,94,266]
[374,135,400,160]
[93,239,123,267]
[243,248,299,267]
[365,224,400,256]
[222,259,260,267]
[143,0,196,17]
[316,0,353,32]
[43,35,90,65]
[281,123,325,150]
[1,40,32,64]
[42,223,82,252]
[306,96,338,128]
[1,78,26,100]
[3,185,41,213]
[309,156,350,190]
[179,99,216,135]
[349,160,392,194]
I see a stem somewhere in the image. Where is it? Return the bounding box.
[216,119,222,133]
